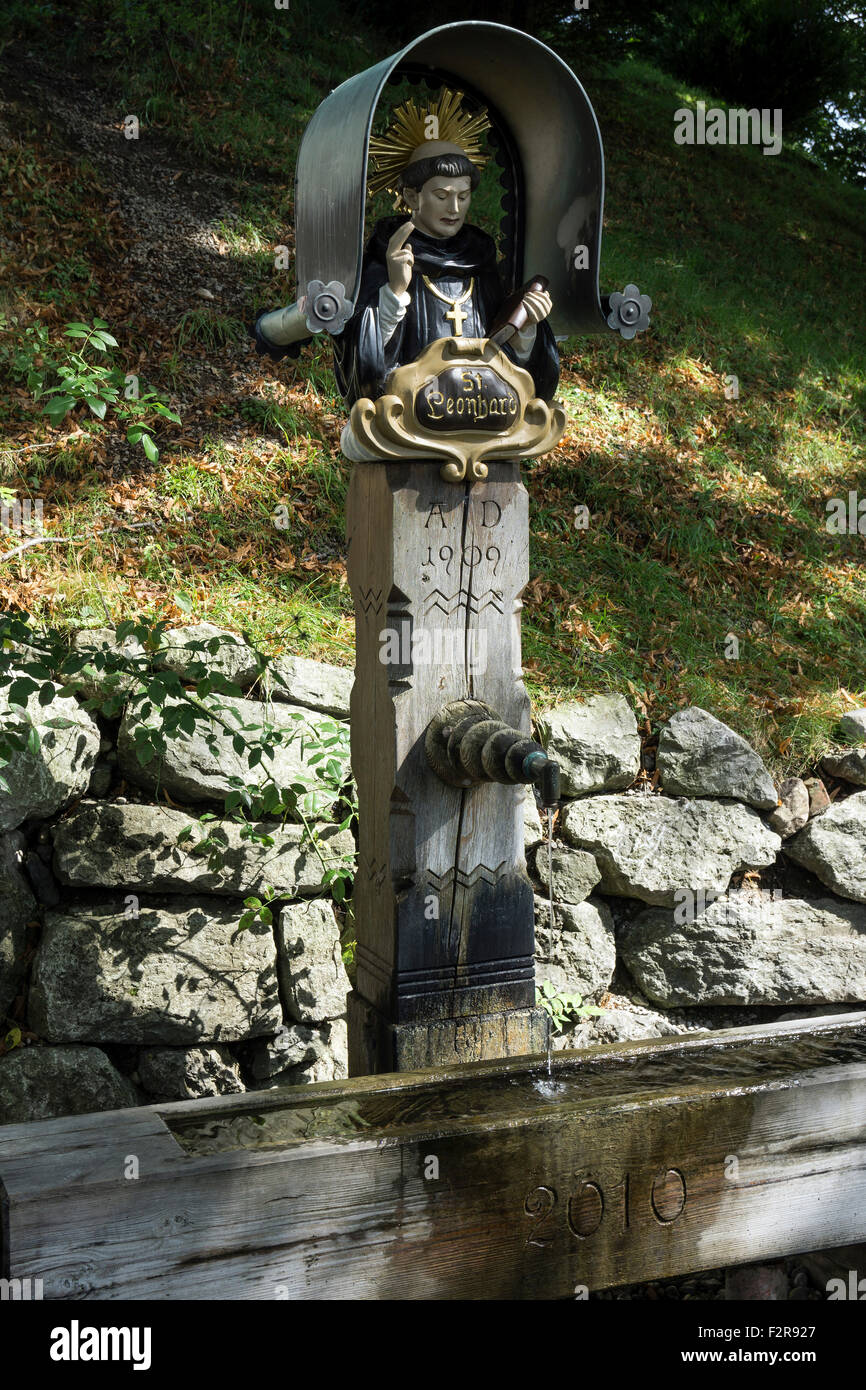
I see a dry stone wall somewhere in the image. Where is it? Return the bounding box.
[0,624,354,1123]
[1,623,865,1121]
[527,696,866,1046]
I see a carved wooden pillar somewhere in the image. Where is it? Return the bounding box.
[347,459,550,1074]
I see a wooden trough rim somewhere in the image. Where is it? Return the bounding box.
[2,1011,864,1182]
[167,1010,866,1151]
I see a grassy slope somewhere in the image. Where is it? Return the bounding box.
[0,4,864,775]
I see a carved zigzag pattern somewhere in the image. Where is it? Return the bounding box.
[362,856,388,887]
[356,586,383,615]
[425,861,509,892]
[423,587,503,617]
[362,860,510,891]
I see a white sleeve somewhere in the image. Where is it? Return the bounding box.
[379,285,411,344]
[510,321,538,364]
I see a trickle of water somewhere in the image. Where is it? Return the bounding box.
[546,806,554,936]
[546,805,555,1084]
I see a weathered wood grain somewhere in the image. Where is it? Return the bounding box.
[346,460,547,1072]
[2,1013,864,1299]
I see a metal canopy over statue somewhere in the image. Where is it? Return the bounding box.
[331,88,560,450]
[253,21,650,1075]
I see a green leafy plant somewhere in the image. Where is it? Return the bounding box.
[0,315,181,461]
[239,884,276,932]
[0,608,357,913]
[536,981,606,1035]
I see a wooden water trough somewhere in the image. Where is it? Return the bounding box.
[1,1011,865,1299]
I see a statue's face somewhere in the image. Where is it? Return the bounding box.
[403,175,472,239]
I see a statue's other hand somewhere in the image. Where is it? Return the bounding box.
[386,219,415,296]
[520,288,553,326]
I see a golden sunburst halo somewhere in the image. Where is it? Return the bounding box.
[367,88,491,198]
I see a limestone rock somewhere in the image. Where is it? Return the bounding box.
[117,690,349,820]
[839,709,866,742]
[267,653,352,718]
[553,1006,684,1052]
[277,898,349,1022]
[24,848,60,907]
[245,1024,324,1081]
[535,896,616,1000]
[522,787,544,853]
[537,695,640,798]
[804,777,831,818]
[0,831,37,1019]
[63,628,146,703]
[0,677,100,832]
[155,622,262,689]
[822,749,866,786]
[52,800,354,897]
[0,1045,138,1123]
[247,1018,348,1085]
[138,1045,244,1099]
[530,842,601,904]
[87,761,114,798]
[768,777,810,838]
[1,639,47,671]
[620,895,866,1006]
[657,706,777,809]
[561,794,780,906]
[591,1007,682,1043]
[29,902,282,1044]
[785,791,866,902]
[294,1017,348,1083]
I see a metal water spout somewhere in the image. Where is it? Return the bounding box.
[425,699,561,808]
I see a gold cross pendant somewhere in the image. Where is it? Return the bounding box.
[445,302,469,335]
[423,276,475,337]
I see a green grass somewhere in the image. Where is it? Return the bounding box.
[173,310,249,352]
[0,10,864,777]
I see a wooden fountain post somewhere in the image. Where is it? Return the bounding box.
[250,19,651,1079]
[346,449,552,1075]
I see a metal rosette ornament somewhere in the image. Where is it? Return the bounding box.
[605,284,652,340]
[301,280,354,336]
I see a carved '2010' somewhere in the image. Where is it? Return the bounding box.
[525,1167,688,1246]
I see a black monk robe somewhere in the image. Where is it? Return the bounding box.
[332,216,560,407]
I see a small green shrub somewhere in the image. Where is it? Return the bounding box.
[536,981,606,1034]
[0,314,180,461]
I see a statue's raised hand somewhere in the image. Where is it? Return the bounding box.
[520,287,553,326]
[386,219,415,296]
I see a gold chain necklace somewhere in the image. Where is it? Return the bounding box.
[422,275,475,336]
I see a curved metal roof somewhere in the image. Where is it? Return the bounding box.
[294,21,610,336]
